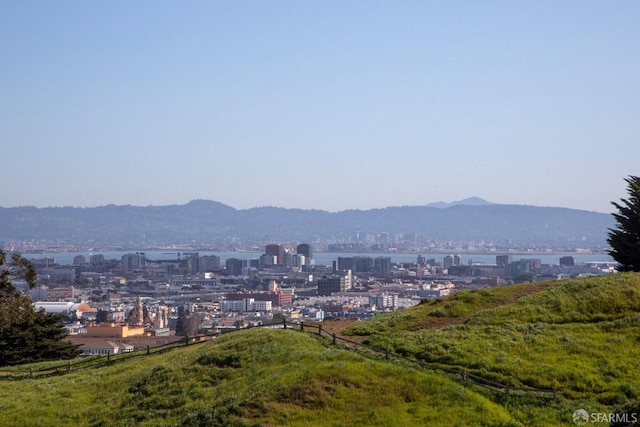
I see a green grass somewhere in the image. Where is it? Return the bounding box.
[469,273,640,325]
[344,281,555,335]
[344,273,640,414]
[0,328,520,427]
[4,273,639,426]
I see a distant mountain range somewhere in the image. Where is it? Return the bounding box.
[0,198,614,249]
[425,197,495,208]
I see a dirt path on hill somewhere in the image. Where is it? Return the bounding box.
[320,281,555,341]
[319,319,368,343]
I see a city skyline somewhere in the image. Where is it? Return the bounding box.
[2,2,639,214]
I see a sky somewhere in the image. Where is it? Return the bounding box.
[1,1,638,213]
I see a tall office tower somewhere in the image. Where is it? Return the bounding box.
[265,244,284,265]
[374,256,392,274]
[337,257,355,271]
[73,255,86,265]
[184,252,199,274]
[122,253,146,270]
[198,255,221,272]
[283,254,306,267]
[443,255,455,269]
[296,243,313,259]
[90,254,105,265]
[260,254,278,267]
[496,255,512,267]
[225,258,243,276]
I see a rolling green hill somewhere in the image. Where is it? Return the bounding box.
[344,273,640,421]
[4,274,640,426]
[0,328,519,426]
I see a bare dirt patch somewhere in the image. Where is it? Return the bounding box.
[319,318,368,343]
[320,281,556,340]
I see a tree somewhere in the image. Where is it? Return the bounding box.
[174,306,189,337]
[95,309,110,324]
[0,249,81,366]
[608,175,640,272]
[0,249,37,293]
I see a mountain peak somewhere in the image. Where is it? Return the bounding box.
[426,197,493,208]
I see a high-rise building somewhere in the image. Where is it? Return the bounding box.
[225,258,243,276]
[443,254,461,269]
[337,257,355,271]
[90,254,105,265]
[353,256,374,273]
[317,275,348,296]
[198,255,221,272]
[559,256,578,266]
[122,253,146,270]
[284,252,306,267]
[373,256,392,274]
[184,252,199,274]
[296,243,313,259]
[265,244,284,265]
[260,254,278,267]
[496,255,512,267]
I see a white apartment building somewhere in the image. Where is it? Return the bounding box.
[220,298,272,312]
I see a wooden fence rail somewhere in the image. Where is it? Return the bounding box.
[298,321,557,400]
[0,318,557,400]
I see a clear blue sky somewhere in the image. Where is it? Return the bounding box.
[2,1,638,213]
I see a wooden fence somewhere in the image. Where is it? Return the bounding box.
[295,320,557,400]
[0,319,558,400]
[0,335,205,379]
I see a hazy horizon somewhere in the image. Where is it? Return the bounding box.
[2,2,638,213]
[0,196,613,214]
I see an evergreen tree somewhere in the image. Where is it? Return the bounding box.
[0,249,81,366]
[608,175,640,272]
[95,309,110,324]
[175,306,189,336]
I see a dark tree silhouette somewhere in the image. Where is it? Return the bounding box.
[0,249,37,292]
[95,309,110,324]
[608,175,640,272]
[0,249,81,366]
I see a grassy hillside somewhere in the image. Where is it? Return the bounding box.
[345,273,640,406]
[0,328,522,427]
[4,274,639,426]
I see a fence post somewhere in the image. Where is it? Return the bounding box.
[332,333,336,345]
[29,367,33,378]
[146,345,150,355]
[300,323,304,332]
[68,361,71,372]
[318,324,322,336]
[505,385,510,396]
[283,318,287,330]
[185,335,189,346]
[385,349,389,360]
[107,353,110,364]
